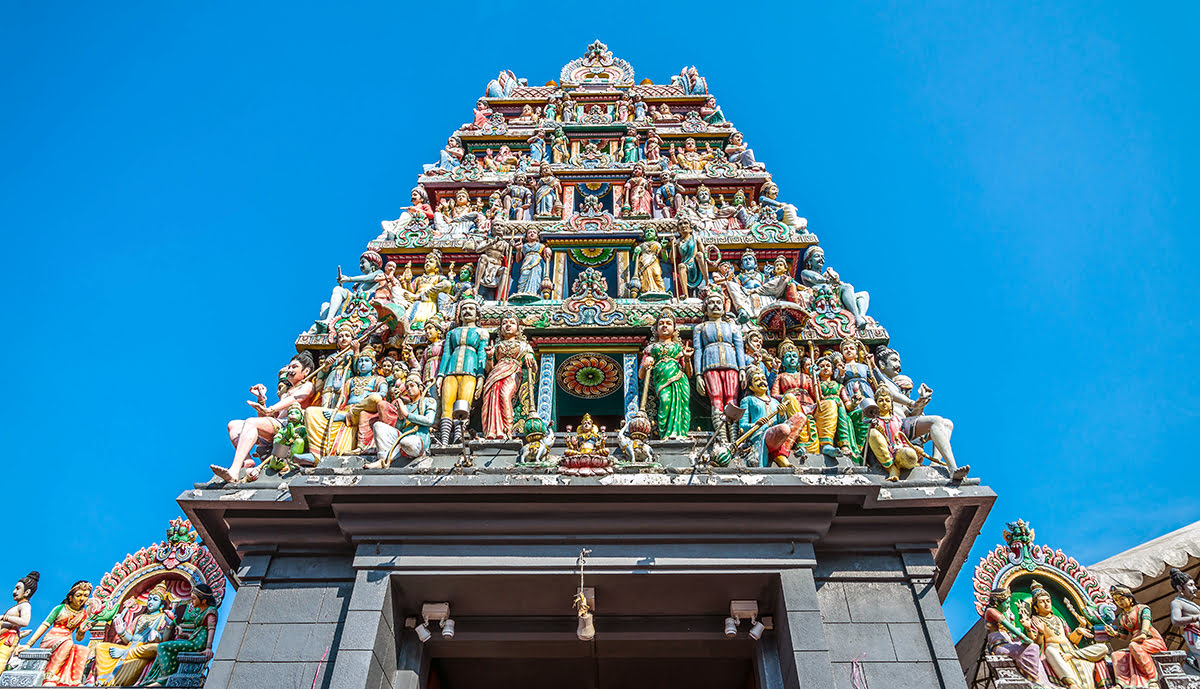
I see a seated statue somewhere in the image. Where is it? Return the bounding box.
[91,584,173,686]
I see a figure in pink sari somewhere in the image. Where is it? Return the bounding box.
[1108,586,1168,688]
[17,581,92,686]
[480,314,535,439]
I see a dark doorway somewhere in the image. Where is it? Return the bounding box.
[430,655,754,689]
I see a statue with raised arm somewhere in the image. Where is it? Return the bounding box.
[724,132,762,171]
[406,250,453,330]
[0,572,37,674]
[982,586,1049,686]
[17,581,92,686]
[800,247,869,328]
[91,584,173,686]
[622,162,653,217]
[377,186,434,240]
[653,169,681,218]
[302,346,387,459]
[139,584,219,687]
[872,345,968,480]
[756,179,807,232]
[630,227,668,299]
[366,372,436,469]
[315,250,384,331]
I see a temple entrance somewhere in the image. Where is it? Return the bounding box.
[429,653,755,689]
[553,351,628,431]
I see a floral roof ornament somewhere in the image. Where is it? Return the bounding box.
[561,40,634,88]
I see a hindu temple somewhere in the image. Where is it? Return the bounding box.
[5,41,1195,689]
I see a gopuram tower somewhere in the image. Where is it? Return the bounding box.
[182,42,995,689]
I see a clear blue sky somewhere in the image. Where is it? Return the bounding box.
[1,2,1196,641]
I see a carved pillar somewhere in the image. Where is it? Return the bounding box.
[327,569,399,689]
[776,569,836,689]
[538,354,555,428]
[622,352,639,418]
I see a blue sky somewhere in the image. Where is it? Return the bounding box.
[1,2,1196,641]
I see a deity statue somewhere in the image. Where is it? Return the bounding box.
[377,186,434,240]
[17,580,92,686]
[551,127,570,164]
[724,132,762,171]
[512,228,552,301]
[653,169,681,218]
[981,586,1049,686]
[699,96,730,127]
[866,388,921,481]
[436,299,489,445]
[836,337,874,404]
[643,129,663,167]
[622,161,653,217]
[0,571,36,674]
[503,173,533,220]
[615,96,631,122]
[669,137,714,172]
[632,93,647,121]
[1170,568,1200,669]
[139,584,219,687]
[406,250,453,330]
[620,125,639,163]
[481,148,498,173]
[771,341,817,410]
[446,264,476,312]
[738,368,783,468]
[560,414,612,475]
[639,311,692,440]
[616,411,655,463]
[671,65,708,94]
[214,351,317,483]
[630,227,668,299]
[496,145,520,172]
[367,372,437,469]
[372,261,412,308]
[673,221,708,298]
[679,184,738,233]
[464,98,492,130]
[544,96,560,122]
[709,261,752,321]
[755,256,809,307]
[872,345,967,480]
[511,104,538,125]
[423,135,464,175]
[562,95,577,123]
[742,328,776,387]
[800,247,869,328]
[303,346,388,458]
[533,162,562,218]
[693,292,747,443]
[811,352,861,457]
[91,584,173,686]
[418,317,446,386]
[651,103,682,124]
[527,130,547,164]
[317,327,358,408]
[485,69,525,98]
[1107,585,1167,688]
[1024,580,1112,689]
[480,314,536,440]
[519,417,555,464]
[433,188,485,236]
[315,250,383,331]
[763,392,819,465]
[470,232,512,302]
[756,180,808,232]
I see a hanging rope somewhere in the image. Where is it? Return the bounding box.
[850,652,869,689]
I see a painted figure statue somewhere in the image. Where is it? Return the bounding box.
[559,413,613,476]
[268,404,307,473]
[303,346,388,458]
[771,341,817,410]
[215,351,317,483]
[837,337,874,404]
[620,126,639,163]
[872,345,968,480]
[640,311,692,440]
[680,184,737,233]
[485,69,525,98]
[669,138,714,172]
[1170,568,1200,669]
[367,372,436,469]
[616,411,655,463]
[139,583,219,687]
[867,387,920,481]
[551,128,570,164]
[480,314,536,440]
[503,173,533,220]
[315,251,383,331]
[724,131,761,171]
[673,221,708,298]
[800,247,869,329]
[811,352,861,458]
[1107,585,1167,688]
[699,96,729,127]
[643,129,662,167]
[738,368,782,468]
[378,186,434,240]
[527,131,547,164]
[91,584,172,686]
[419,317,446,386]
[756,180,807,232]
[622,161,652,217]
[1024,580,1111,689]
[471,231,512,301]
[437,299,489,445]
[982,586,1049,685]
[512,228,552,300]
[423,135,464,175]
[653,169,681,218]
[533,162,562,218]
[693,293,746,443]
[17,580,92,686]
[519,417,555,464]
[406,250,452,330]
[0,572,36,674]
[630,227,668,299]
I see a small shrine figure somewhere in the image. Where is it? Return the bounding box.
[140,584,219,687]
[743,328,777,387]
[622,161,653,217]
[315,250,383,331]
[866,388,921,481]
[480,314,536,440]
[544,96,560,122]
[811,352,861,458]
[527,130,547,163]
[481,148,498,173]
[756,179,807,232]
[692,292,746,444]
[982,586,1049,686]
[673,221,708,298]
[616,411,655,463]
[1107,585,1167,688]
[630,226,669,300]
[737,368,783,468]
[268,404,307,473]
[533,162,562,218]
[800,246,869,329]
[620,125,639,163]
[423,135,464,175]
[559,414,613,476]
[304,346,388,458]
[503,172,533,220]
[652,103,682,124]
[519,417,554,464]
[433,188,485,236]
[654,169,681,218]
[643,128,663,167]
[511,228,552,302]
[680,184,738,233]
[17,580,92,686]
[724,131,762,171]
[562,95,577,123]
[1170,568,1200,669]
[419,317,446,385]
[872,345,967,480]
[471,231,512,301]
[763,393,819,465]
[837,337,874,404]
[669,137,714,171]
[91,583,173,686]
[373,261,411,308]
[0,571,37,674]
[406,250,453,329]
[1024,580,1112,689]
[632,93,647,121]
[436,299,489,445]
[615,95,631,122]
[640,311,692,440]
[367,372,437,469]
[511,104,537,125]
[464,98,492,130]
[378,186,434,240]
[551,127,570,164]
[771,341,817,410]
[699,96,730,127]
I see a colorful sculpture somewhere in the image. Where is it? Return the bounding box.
[737,368,782,468]
[512,228,552,301]
[866,387,920,481]
[559,414,613,476]
[981,586,1048,685]
[17,581,92,686]
[616,411,655,463]
[315,251,383,331]
[378,186,434,239]
[640,311,692,440]
[90,583,172,686]
[1107,585,1166,688]
[139,584,218,687]
[630,227,668,299]
[436,299,489,445]
[872,345,967,480]
[622,161,652,217]
[800,247,869,329]
[367,372,436,469]
[811,352,861,458]
[1170,568,1200,669]
[693,293,746,444]
[480,314,535,440]
[673,221,708,298]
[1024,580,1112,689]
[0,572,36,674]
[533,162,561,218]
